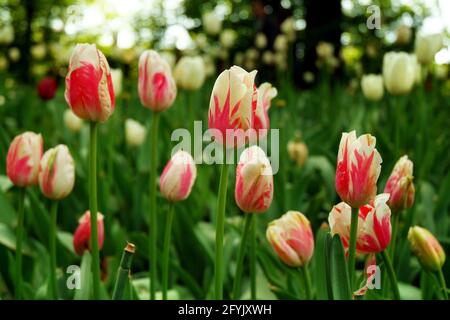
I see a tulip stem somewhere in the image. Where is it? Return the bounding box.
[389,213,400,262]
[112,243,136,300]
[149,111,160,300]
[49,201,59,299]
[15,187,25,300]
[299,265,312,300]
[215,153,229,300]
[232,213,252,299]
[250,214,257,299]
[162,202,174,300]
[380,250,400,300]
[437,268,449,300]
[89,121,101,300]
[348,207,359,289]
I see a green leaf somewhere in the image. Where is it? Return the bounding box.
[0,223,32,255]
[329,234,352,300]
[313,225,331,300]
[0,176,13,193]
[399,282,422,300]
[74,252,92,300]
[57,231,75,255]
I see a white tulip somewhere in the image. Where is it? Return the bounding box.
[361,74,384,101]
[63,109,83,133]
[173,56,206,90]
[202,11,222,35]
[125,119,146,147]
[382,52,416,95]
[415,33,443,65]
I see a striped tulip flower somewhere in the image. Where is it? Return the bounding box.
[39,145,75,200]
[266,211,314,267]
[235,146,273,213]
[65,44,115,122]
[252,82,277,137]
[384,155,415,212]
[335,131,382,208]
[73,211,104,256]
[138,50,177,112]
[6,132,43,187]
[208,66,258,148]
[159,150,197,202]
[408,226,446,272]
[329,194,392,254]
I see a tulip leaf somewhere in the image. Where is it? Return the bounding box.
[313,225,331,300]
[74,252,92,300]
[329,234,352,300]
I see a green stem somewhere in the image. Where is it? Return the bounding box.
[214,154,230,300]
[89,121,100,300]
[112,243,136,300]
[389,213,400,262]
[380,250,400,300]
[49,201,58,299]
[348,207,359,289]
[437,268,449,300]
[232,213,252,299]
[149,111,160,300]
[15,187,25,300]
[299,265,312,300]
[250,214,257,299]
[162,203,174,300]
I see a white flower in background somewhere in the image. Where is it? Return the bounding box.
[244,58,256,71]
[245,48,259,61]
[220,29,237,49]
[31,44,46,60]
[303,71,315,83]
[415,33,443,65]
[63,109,83,133]
[434,64,448,79]
[111,68,123,96]
[202,11,222,35]
[173,56,206,90]
[8,47,20,62]
[234,52,244,65]
[410,54,422,85]
[274,51,287,70]
[160,51,176,69]
[125,119,146,147]
[195,33,208,50]
[255,33,267,49]
[316,41,334,59]
[396,25,412,45]
[383,52,416,95]
[218,49,229,60]
[0,55,8,71]
[281,17,296,41]
[0,25,14,45]
[203,55,216,77]
[262,51,274,65]
[361,74,384,102]
[274,35,288,52]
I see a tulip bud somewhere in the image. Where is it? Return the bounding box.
[266,211,314,267]
[65,44,115,122]
[125,119,146,147]
[329,194,391,254]
[173,56,206,91]
[253,82,277,136]
[415,33,443,65]
[73,211,104,256]
[63,109,84,133]
[235,146,273,213]
[335,131,382,208]
[287,139,309,167]
[384,155,415,212]
[7,132,43,187]
[39,145,75,200]
[160,150,197,202]
[408,226,445,271]
[37,77,58,101]
[382,52,416,95]
[111,68,123,97]
[255,33,267,49]
[202,11,222,35]
[361,74,384,102]
[396,25,412,45]
[208,66,257,148]
[138,50,177,112]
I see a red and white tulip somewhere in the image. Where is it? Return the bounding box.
[252,82,277,136]
[65,44,115,122]
[73,211,104,256]
[335,131,382,208]
[235,146,273,213]
[208,66,257,148]
[6,132,43,187]
[160,150,197,202]
[138,50,177,112]
[384,155,415,212]
[266,211,314,267]
[38,145,75,200]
